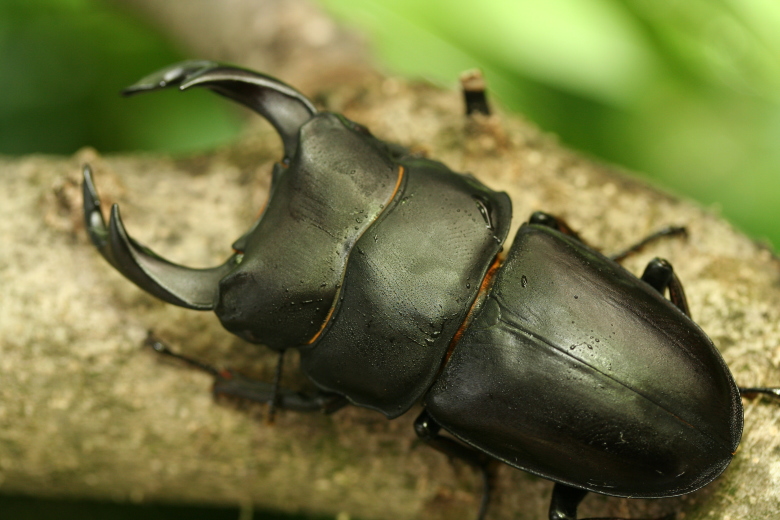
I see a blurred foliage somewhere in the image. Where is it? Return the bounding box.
[0,0,241,155]
[318,0,780,249]
[2,0,776,245]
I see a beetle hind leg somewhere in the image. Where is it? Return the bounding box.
[414,410,495,520]
[739,387,780,402]
[549,483,675,520]
[637,263,780,403]
[529,211,585,242]
[639,258,691,318]
[548,483,586,520]
[609,227,687,263]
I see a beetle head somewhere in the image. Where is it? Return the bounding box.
[84,62,403,350]
[82,61,317,311]
[212,111,400,349]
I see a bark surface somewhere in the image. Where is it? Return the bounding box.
[2,1,779,519]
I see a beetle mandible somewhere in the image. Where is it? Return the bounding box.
[82,61,780,520]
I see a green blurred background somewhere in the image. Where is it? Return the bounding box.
[1,0,779,517]
[320,0,780,250]
[2,0,778,249]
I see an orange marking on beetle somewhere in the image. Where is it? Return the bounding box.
[306,305,337,346]
[304,164,406,346]
[442,253,504,366]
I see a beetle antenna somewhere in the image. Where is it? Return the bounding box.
[144,332,220,377]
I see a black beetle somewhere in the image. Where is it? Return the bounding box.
[82,61,779,520]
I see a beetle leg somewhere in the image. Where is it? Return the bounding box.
[637,263,780,403]
[610,227,687,263]
[739,387,780,401]
[265,350,286,423]
[639,258,691,318]
[548,483,587,520]
[529,211,585,242]
[414,409,495,520]
[531,212,685,316]
[548,482,674,520]
[529,211,687,263]
[145,334,348,414]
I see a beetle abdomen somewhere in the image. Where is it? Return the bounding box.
[300,159,511,418]
[425,225,743,497]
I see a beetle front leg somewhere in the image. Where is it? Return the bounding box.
[414,410,495,520]
[739,387,780,400]
[145,335,348,414]
[211,369,349,414]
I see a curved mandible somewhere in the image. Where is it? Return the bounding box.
[82,165,239,310]
[122,60,317,161]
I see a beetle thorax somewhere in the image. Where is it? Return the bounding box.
[215,113,401,350]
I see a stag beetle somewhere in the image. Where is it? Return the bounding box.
[83,61,779,520]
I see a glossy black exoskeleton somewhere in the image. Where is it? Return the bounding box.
[83,61,779,520]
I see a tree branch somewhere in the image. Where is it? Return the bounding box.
[2,1,779,519]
